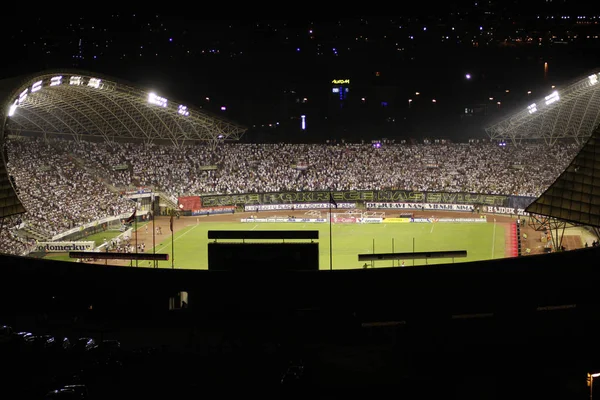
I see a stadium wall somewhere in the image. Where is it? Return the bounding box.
[199,190,535,215]
[1,247,600,320]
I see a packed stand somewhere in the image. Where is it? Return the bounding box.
[1,137,581,256]
[56,139,579,197]
[0,215,35,255]
[5,137,133,240]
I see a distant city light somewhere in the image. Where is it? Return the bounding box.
[465,74,471,79]
[301,115,306,130]
[220,106,226,111]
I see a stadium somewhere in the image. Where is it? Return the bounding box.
[1,70,600,272]
[2,69,600,398]
[0,68,599,299]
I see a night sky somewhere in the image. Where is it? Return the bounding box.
[2,5,600,142]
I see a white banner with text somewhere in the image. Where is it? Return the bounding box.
[36,241,96,253]
[244,203,356,212]
[241,218,327,223]
[366,202,474,212]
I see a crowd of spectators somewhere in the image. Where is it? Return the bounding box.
[0,136,582,255]
[62,139,579,197]
[0,138,133,254]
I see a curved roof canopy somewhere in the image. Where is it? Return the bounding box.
[486,72,600,146]
[1,71,247,147]
[526,124,600,227]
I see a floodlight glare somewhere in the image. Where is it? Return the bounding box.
[148,92,168,107]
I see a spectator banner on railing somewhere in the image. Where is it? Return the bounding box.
[201,190,508,208]
[192,207,235,216]
[124,187,152,195]
[481,206,529,216]
[244,203,356,212]
[241,218,326,223]
[367,202,474,212]
[36,241,95,253]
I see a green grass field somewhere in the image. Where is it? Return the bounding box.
[144,221,505,270]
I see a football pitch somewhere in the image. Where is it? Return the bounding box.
[149,221,506,270]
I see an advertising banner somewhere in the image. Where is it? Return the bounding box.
[436,218,487,223]
[367,202,474,212]
[241,218,326,223]
[201,190,509,207]
[192,207,235,216]
[383,218,411,223]
[36,241,95,253]
[482,205,529,216]
[244,203,356,212]
[358,218,383,224]
[332,217,357,223]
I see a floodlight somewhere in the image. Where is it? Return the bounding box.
[88,78,102,88]
[31,80,42,92]
[18,89,28,104]
[178,105,189,116]
[148,93,167,107]
[50,76,62,86]
[70,76,83,85]
[545,91,559,105]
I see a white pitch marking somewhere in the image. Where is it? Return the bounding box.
[430,224,435,234]
[155,224,200,253]
[251,224,259,231]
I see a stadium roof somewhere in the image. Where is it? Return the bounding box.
[0,70,247,147]
[525,124,600,227]
[0,69,248,219]
[485,71,600,146]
